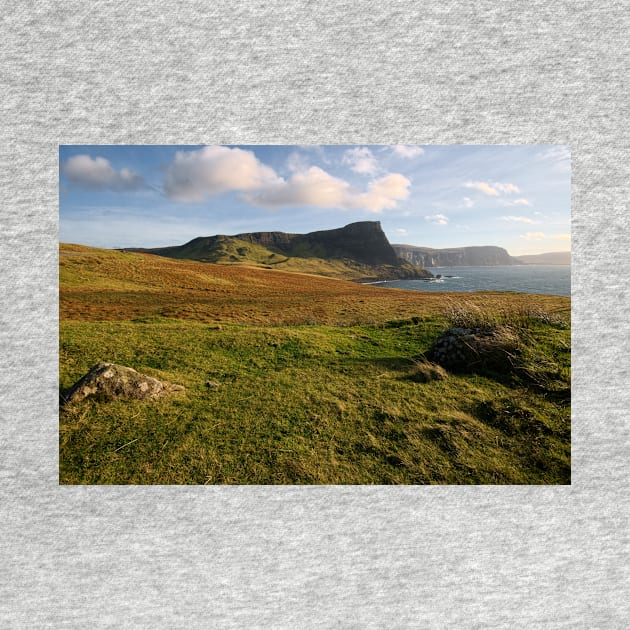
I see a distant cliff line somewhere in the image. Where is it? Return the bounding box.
[393,244,570,267]
[393,244,519,267]
[513,252,571,265]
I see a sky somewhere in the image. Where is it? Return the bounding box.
[59,144,570,256]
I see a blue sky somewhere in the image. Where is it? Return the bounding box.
[59,144,570,255]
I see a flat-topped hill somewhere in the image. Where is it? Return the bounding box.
[124,221,431,282]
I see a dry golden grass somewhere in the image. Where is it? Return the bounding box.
[60,243,570,326]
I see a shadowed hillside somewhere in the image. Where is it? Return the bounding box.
[124,221,432,282]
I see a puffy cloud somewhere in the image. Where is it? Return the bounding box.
[163,146,410,213]
[464,181,500,196]
[245,166,352,209]
[493,182,521,194]
[356,173,411,212]
[342,147,380,175]
[164,146,282,202]
[425,213,449,225]
[61,155,145,192]
[501,215,539,224]
[463,181,521,196]
[390,145,424,159]
[245,168,410,213]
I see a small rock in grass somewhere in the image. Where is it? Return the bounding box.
[61,362,185,405]
[427,325,521,372]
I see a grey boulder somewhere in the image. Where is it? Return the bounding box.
[61,362,185,405]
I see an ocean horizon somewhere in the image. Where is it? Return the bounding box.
[372,265,570,297]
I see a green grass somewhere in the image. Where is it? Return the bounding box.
[60,314,570,484]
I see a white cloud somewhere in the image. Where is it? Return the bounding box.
[493,182,521,194]
[390,145,424,159]
[501,215,539,224]
[357,173,410,212]
[164,146,282,202]
[463,181,521,196]
[425,213,449,225]
[342,147,380,175]
[395,228,408,235]
[461,197,474,208]
[61,155,145,192]
[499,197,532,207]
[244,166,351,209]
[163,146,410,212]
[463,181,500,196]
[244,168,411,213]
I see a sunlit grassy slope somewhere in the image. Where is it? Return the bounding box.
[125,235,429,282]
[59,244,571,484]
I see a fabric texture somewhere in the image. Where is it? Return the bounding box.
[1,1,629,627]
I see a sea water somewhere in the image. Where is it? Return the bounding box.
[373,265,570,297]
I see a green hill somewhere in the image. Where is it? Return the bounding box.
[125,221,433,282]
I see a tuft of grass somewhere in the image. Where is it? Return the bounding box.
[444,299,569,331]
[407,360,448,383]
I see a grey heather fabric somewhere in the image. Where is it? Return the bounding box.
[1,1,628,627]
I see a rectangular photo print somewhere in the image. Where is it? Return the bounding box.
[59,145,571,484]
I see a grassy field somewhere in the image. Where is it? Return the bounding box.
[59,244,571,484]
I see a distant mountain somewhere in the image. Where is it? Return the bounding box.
[393,244,520,267]
[124,221,432,282]
[514,252,571,265]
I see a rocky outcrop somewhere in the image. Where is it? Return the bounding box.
[233,230,296,250]
[393,244,519,267]
[230,221,399,266]
[289,221,400,265]
[427,326,521,372]
[61,362,185,405]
